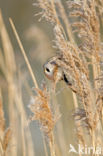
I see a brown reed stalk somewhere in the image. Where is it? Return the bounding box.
[0,11,35,156]
[9,18,38,89]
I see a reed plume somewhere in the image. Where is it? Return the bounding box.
[0,0,103,155]
[0,91,11,156]
[36,0,103,152]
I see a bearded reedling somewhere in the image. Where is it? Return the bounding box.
[43,56,77,93]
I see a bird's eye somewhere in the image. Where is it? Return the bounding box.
[45,67,50,72]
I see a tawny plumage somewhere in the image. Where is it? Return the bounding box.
[43,56,77,93]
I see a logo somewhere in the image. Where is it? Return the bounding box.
[68,144,103,155]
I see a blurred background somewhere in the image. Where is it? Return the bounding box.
[0,0,77,156]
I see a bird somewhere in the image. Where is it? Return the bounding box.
[43,56,77,93]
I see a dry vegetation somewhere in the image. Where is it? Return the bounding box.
[0,0,103,156]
